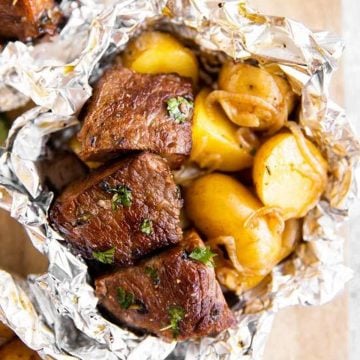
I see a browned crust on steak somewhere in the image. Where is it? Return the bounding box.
[78,66,193,168]
[0,0,62,41]
[49,152,182,266]
[95,230,236,341]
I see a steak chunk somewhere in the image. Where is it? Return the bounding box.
[0,0,62,41]
[95,230,236,341]
[49,152,182,266]
[78,66,193,168]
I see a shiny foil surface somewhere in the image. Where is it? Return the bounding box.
[0,1,357,359]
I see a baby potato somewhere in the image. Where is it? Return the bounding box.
[215,218,300,294]
[122,31,199,84]
[185,173,283,275]
[190,89,256,172]
[0,338,41,359]
[253,131,327,219]
[218,62,281,104]
[263,64,297,117]
[215,62,282,129]
[209,61,295,133]
[273,75,297,117]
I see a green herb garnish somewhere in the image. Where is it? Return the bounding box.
[189,247,216,267]
[144,266,159,285]
[111,185,133,210]
[265,165,272,175]
[92,247,115,264]
[117,287,135,309]
[160,305,185,338]
[100,182,133,210]
[140,219,153,235]
[166,96,193,124]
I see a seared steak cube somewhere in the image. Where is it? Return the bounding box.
[78,66,193,168]
[49,152,182,266]
[0,0,62,41]
[95,230,235,341]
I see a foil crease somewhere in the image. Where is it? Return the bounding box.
[0,1,357,359]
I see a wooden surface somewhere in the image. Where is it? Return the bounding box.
[0,1,347,359]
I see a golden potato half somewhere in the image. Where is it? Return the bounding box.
[185,173,283,275]
[190,88,256,171]
[253,131,327,219]
[122,31,199,84]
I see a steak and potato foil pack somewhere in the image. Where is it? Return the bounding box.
[0,0,358,359]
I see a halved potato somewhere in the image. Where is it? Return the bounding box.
[253,132,327,219]
[214,218,300,294]
[185,173,283,275]
[190,88,256,172]
[122,31,199,84]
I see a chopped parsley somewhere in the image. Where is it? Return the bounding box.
[189,247,216,267]
[166,96,193,124]
[111,185,132,209]
[92,247,115,264]
[265,165,272,175]
[140,219,153,235]
[144,266,159,285]
[117,287,135,309]
[100,182,133,210]
[160,305,185,338]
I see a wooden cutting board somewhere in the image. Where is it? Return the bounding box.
[0,0,347,359]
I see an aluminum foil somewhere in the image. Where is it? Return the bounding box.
[0,1,358,359]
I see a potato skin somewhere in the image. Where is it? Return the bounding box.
[253,132,327,219]
[219,62,295,115]
[190,89,254,171]
[214,218,300,294]
[0,338,40,359]
[122,31,199,84]
[217,62,282,129]
[218,62,281,104]
[185,173,282,274]
[214,62,296,132]
[273,75,297,116]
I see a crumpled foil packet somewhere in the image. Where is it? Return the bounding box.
[0,1,358,359]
